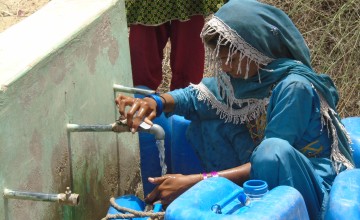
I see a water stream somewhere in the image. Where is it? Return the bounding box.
[156,139,167,176]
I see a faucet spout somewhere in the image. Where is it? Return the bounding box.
[112,120,165,140]
[139,124,165,140]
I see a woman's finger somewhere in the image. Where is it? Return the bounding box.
[149,175,174,184]
[131,103,150,130]
[116,95,134,116]
[143,117,154,126]
[145,107,157,121]
[144,186,160,204]
[126,99,147,131]
[160,193,175,206]
[125,98,142,128]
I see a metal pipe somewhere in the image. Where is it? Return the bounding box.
[113,84,156,95]
[66,123,114,132]
[67,120,165,140]
[3,187,79,206]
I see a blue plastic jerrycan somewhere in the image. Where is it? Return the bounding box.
[325,169,360,219]
[169,115,203,174]
[341,117,360,167]
[165,177,309,220]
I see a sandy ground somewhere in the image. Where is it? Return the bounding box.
[0,0,50,32]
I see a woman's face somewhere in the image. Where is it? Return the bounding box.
[218,47,259,79]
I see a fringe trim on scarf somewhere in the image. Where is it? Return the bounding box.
[200,16,274,79]
[190,82,269,124]
[318,92,354,173]
[200,16,274,110]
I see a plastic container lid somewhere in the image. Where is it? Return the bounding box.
[243,180,268,196]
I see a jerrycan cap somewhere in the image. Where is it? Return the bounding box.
[243,180,268,195]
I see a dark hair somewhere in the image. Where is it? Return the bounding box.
[202,33,230,50]
[203,33,219,49]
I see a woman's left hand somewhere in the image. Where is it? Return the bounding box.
[144,174,201,206]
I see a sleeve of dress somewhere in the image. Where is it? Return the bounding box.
[264,76,317,145]
[165,86,204,121]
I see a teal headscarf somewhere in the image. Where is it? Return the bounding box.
[215,0,311,67]
[196,0,354,170]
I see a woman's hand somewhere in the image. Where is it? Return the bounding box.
[115,95,157,132]
[144,174,201,206]
[143,164,252,206]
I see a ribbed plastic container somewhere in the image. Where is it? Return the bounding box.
[341,117,360,168]
[170,115,203,174]
[325,169,360,220]
[165,177,309,220]
[134,88,172,195]
[107,195,162,220]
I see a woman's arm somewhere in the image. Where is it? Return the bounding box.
[216,162,251,185]
[144,163,251,205]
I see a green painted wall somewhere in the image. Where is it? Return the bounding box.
[0,0,141,219]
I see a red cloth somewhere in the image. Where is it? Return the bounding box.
[129,15,205,90]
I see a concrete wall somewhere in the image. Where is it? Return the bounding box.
[0,0,141,219]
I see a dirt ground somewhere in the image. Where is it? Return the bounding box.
[0,0,49,32]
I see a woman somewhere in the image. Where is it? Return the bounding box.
[116,0,354,219]
[126,0,225,90]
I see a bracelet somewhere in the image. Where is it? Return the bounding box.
[202,173,208,180]
[145,94,163,117]
[201,171,219,180]
[159,95,167,105]
[211,171,219,177]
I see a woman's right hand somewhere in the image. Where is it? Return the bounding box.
[144,174,201,206]
[115,95,157,132]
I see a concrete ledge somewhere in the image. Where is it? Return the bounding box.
[0,0,118,88]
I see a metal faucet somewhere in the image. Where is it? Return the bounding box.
[3,187,80,206]
[67,119,165,140]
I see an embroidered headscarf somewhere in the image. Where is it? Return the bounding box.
[194,0,354,171]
